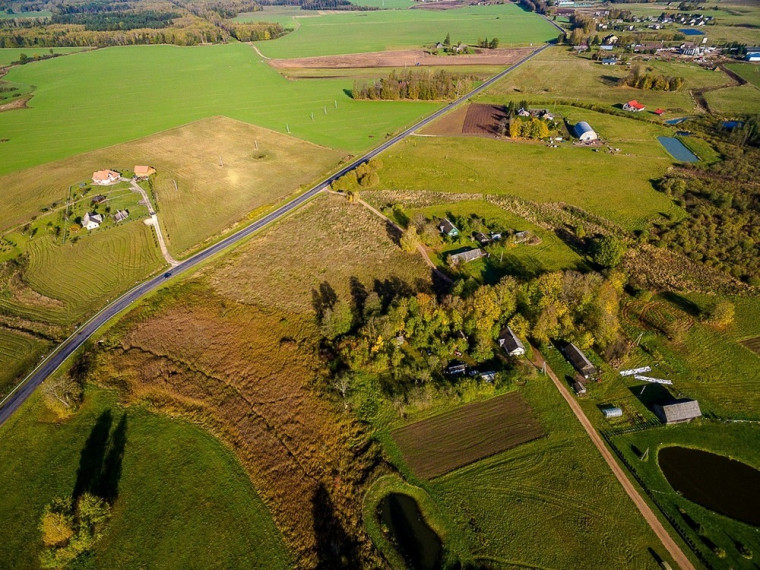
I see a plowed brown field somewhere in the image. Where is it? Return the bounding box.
[421,102,505,137]
[269,47,533,69]
[392,391,544,479]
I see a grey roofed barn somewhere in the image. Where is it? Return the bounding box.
[654,399,702,424]
[563,343,596,378]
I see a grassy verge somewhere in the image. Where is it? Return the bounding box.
[0,388,291,568]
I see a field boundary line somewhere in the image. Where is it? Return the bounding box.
[529,345,696,570]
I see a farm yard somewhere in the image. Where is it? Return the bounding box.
[253,5,558,59]
[392,391,544,479]
[0,389,291,568]
[375,124,683,230]
[416,379,677,568]
[0,43,440,175]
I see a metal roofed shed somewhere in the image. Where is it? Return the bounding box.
[573,121,598,142]
[654,399,702,424]
[448,248,486,266]
[602,406,623,418]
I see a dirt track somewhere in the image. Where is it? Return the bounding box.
[530,346,696,570]
[269,47,534,69]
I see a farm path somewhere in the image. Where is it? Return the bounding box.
[127,178,178,266]
[529,345,696,570]
[250,43,271,60]
[329,190,453,285]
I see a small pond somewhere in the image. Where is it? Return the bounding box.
[659,447,760,526]
[679,28,705,35]
[658,136,699,162]
[665,117,689,125]
[378,493,443,569]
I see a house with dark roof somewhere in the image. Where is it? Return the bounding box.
[114,209,129,223]
[563,343,596,378]
[473,232,491,246]
[654,399,702,424]
[498,327,525,357]
[438,218,459,238]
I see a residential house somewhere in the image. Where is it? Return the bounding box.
[498,327,526,357]
[92,169,120,185]
[134,165,156,179]
[601,58,617,65]
[448,248,486,266]
[446,363,467,376]
[600,44,614,51]
[473,232,491,246]
[573,121,598,142]
[513,230,532,244]
[654,108,665,116]
[82,212,103,230]
[438,218,459,238]
[624,100,646,112]
[653,399,702,424]
[602,34,618,45]
[91,194,106,205]
[563,343,597,378]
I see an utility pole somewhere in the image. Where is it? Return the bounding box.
[334,100,338,109]
[286,124,290,133]
[311,112,314,121]
[219,156,224,167]
[323,106,327,115]
[173,180,178,192]
[254,139,258,151]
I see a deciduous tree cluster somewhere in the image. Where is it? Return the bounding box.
[352,69,472,101]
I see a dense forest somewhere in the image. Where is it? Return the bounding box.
[352,69,472,101]
[51,10,178,31]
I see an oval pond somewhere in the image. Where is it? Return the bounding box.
[378,493,443,569]
[659,446,760,526]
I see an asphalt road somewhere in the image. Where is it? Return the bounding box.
[0,42,550,428]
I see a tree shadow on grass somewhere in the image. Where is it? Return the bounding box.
[312,483,360,569]
[73,410,128,503]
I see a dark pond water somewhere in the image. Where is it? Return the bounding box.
[665,117,689,125]
[659,446,760,526]
[378,493,443,569]
[658,136,699,162]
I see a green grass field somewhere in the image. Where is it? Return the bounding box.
[0,43,440,175]
[232,6,303,26]
[727,62,760,88]
[0,47,85,66]
[0,222,164,326]
[705,83,760,115]
[0,328,51,398]
[351,0,416,8]
[0,10,51,19]
[376,116,683,230]
[479,47,729,114]
[0,388,291,568]
[379,379,677,568]
[254,4,557,58]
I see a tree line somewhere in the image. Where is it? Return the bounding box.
[51,10,178,31]
[625,66,684,91]
[352,69,472,101]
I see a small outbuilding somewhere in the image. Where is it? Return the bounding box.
[448,248,486,266]
[602,406,623,418]
[573,121,598,142]
[563,343,596,379]
[446,363,467,376]
[498,326,526,357]
[601,58,617,65]
[473,231,491,246]
[438,218,459,238]
[654,399,702,424]
[134,165,156,179]
[573,381,586,396]
[654,108,665,116]
[114,209,129,223]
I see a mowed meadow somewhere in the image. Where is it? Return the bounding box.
[253,4,558,58]
[0,43,440,174]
